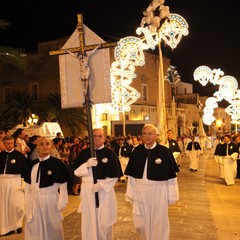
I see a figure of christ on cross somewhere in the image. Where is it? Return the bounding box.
[65,44,100,94]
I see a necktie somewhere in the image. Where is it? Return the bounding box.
[226,144,229,156]
[192,142,195,150]
[147,149,151,178]
[4,153,9,174]
[36,160,42,183]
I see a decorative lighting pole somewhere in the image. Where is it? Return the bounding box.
[157,13,188,143]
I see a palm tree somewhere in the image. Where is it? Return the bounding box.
[44,92,87,135]
[2,92,41,127]
[0,19,26,71]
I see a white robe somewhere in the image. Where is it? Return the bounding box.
[222,153,238,185]
[24,162,68,240]
[186,149,200,170]
[214,155,224,178]
[74,163,118,240]
[125,161,179,240]
[0,174,24,235]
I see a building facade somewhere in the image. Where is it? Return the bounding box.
[0,37,232,138]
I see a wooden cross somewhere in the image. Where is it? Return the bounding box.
[49,13,117,208]
[49,14,117,56]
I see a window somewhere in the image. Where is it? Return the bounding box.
[3,87,12,103]
[101,113,108,121]
[142,84,148,102]
[30,83,39,98]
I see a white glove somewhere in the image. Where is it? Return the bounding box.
[86,157,98,168]
[92,182,103,193]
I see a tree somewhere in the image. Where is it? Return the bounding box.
[44,92,87,135]
[0,19,26,71]
[1,92,41,127]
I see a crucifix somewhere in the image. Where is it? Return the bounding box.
[49,14,117,208]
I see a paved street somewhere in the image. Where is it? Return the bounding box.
[1,149,240,240]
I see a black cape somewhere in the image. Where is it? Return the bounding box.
[167,139,181,153]
[73,147,123,179]
[24,156,69,188]
[214,143,223,155]
[124,144,179,181]
[186,141,201,151]
[0,150,26,177]
[219,142,238,156]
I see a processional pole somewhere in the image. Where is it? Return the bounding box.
[76,14,99,208]
[84,83,99,208]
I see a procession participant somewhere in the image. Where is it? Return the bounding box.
[219,134,238,186]
[125,124,179,240]
[186,135,202,172]
[165,129,181,167]
[73,128,123,240]
[234,135,240,179]
[214,136,224,179]
[0,136,26,236]
[114,137,131,182]
[24,137,69,240]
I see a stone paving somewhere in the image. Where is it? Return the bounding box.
[1,149,240,240]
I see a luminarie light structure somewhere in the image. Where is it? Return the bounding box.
[194,65,239,129]
[109,0,188,136]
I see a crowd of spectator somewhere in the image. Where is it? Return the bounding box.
[0,127,145,195]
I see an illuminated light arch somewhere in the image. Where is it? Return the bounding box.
[159,13,189,49]
[203,114,215,125]
[205,97,218,109]
[114,37,145,66]
[214,75,238,101]
[193,66,213,86]
[110,4,188,113]
[225,90,240,122]
[111,80,141,112]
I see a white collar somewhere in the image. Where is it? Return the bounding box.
[38,154,50,161]
[145,142,157,150]
[95,145,104,150]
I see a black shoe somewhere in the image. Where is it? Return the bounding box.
[194,169,198,172]
[17,227,23,234]
[4,230,14,236]
[189,168,194,172]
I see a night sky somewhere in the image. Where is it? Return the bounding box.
[1,0,240,96]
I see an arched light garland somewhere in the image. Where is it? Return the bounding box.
[110,0,188,112]
[194,65,239,125]
[159,14,189,49]
[225,90,240,122]
[213,75,238,102]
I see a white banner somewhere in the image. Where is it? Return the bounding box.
[59,25,111,108]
